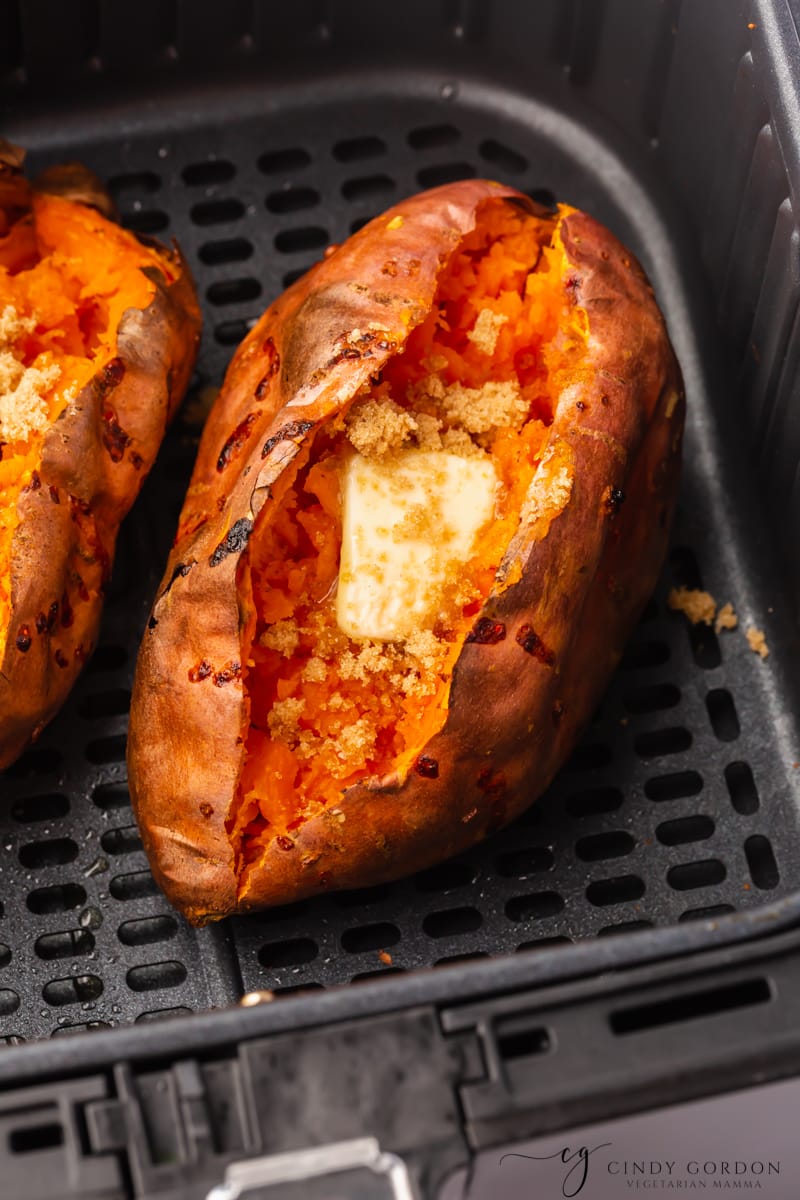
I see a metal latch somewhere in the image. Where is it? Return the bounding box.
[206,1136,420,1199]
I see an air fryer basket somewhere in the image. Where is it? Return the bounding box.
[2,0,800,1047]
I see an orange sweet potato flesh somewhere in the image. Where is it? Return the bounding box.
[0,145,201,769]
[128,180,684,925]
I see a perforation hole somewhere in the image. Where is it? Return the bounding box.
[136,1007,193,1022]
[191,198,245,226]
[408,124,460,149]
[417,162,477,188]
[27,883,86,914]
[495,846,554,877]
[670,546,704,588]
[333,885,392,907]
[19,838,78,868]
[11,793,69,823]
[434,951,489,967]
[341,174,395,201]
[35,929,94,960]
[86,644,127,673]
[527,187,558,208]
[109,871,159,901]
[43,974,103,1006]
[352,967,405,981]
[0,945,9,968]
[725,762,760,814]
[667,859,726,891]
[123,210,168,234]
[258,938,318,968]
[8,1122,62,1152]
[118,916,178,947]
[479,138,527,173]
[680,904,736,922]
[706,689,740,741]
[597,920,653,936]
[645,770,703,802]
[92,783,130,812]
[215,318,253,345]
[506,892,565,921]
[620,640,671,670]
[101,825,143,856]
[4,747,61,779]
[85,734,126,765]
[745,835,779,889]
[199,237,254,265]
[341,923,401,953]
[206,277,262,306]
[635,727,692,759]
[565,742,613,771]
[565,787,623,817]
[575,832,635,862]
[0,990,19,1016]
[108,170,160,196]
[274,226,329,253]
[657,815,715,846]
[334,135,387,161]
[182,159,236,186]
[623,683,681,714]
[282,266,310,287]
[76,688,130,720]
[586,875,645,906]
[423,907,482,938]
[687,624,722,669]
[127,961,187,993]
[51,1021,111,1037]
[258,147,311,175]
[517,936,572,950]
[415,861,477,891]
[266,186,320,213]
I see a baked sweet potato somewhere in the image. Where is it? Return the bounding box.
[129,179,683,924]
[0,144,200,769]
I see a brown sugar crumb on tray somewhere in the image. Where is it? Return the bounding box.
[746,627,769,659]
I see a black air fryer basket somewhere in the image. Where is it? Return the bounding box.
[2,2,800,1197]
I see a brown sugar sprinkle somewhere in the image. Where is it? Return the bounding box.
[378,950,393,966]
[746,627,769,659]
[667,586,717,626]
[714,602,738,634]
[346,398,416,460]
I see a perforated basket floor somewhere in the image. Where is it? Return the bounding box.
[2,77,799,1042]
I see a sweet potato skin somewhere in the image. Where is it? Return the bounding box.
[0,153,201,769]
[128,181,683,924]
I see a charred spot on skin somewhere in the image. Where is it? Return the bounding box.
[54,649,69,669]
[217,412,258,472]
[407,258,421,277]
[552,700,566,725]
[45,601,59,633]
[255,338,281,397]
[477,767,507,801]
[22,470,41,494]
[188,660,213,683]
[213,661,241,687]
[575,400,587,412]
[414,754,439,779]
[49,484,60,504]
[199,802,214,819]
[466,617,506,645]
[147,615,158,631]
[261,421,314,459]
[16,625,32,653]
[129,450,144,471]
[209,518,254,567]
[60,592,74,629]
[95,356,125,400]
[565,273,581,300]
[69,494,91,518]
[163,559,195,596]
[605,486,626,516]
[516,623,555,666]
[77,577,90,603]
[275,835,294,852]
[101,404,132,463]
[600,394,610,407]
[35,612,47,635]
[382,259,399,278]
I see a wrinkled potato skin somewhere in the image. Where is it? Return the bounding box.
[128,181,683,924]
[0,155,201,769]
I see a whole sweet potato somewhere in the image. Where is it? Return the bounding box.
[129,180,683,924]
[0,145,200,769]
